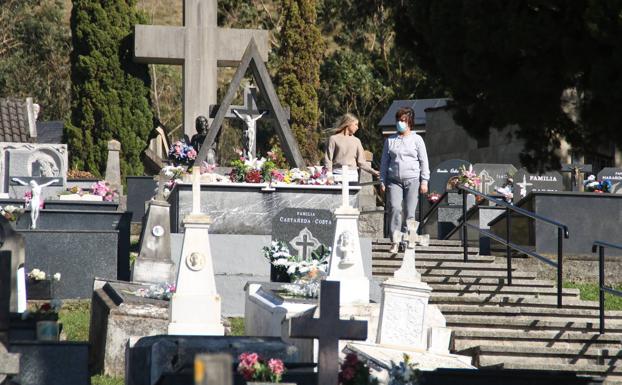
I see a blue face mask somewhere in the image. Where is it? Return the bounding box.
[396,121,408,133]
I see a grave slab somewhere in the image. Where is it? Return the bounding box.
[9,341,89,385]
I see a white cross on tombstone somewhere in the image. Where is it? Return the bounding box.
[393,219,428,282]
[290,228,320,261]
[340,165,351,208]
[134,0,270,137]
[478,170,495,194]
[516,174,533,198]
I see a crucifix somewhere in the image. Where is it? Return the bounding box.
[516,174,533,199]
[289,280,367,385]
[290,228,320,261]
[0,251,20,383]
[561,163,593,192]
[134,0,270,138]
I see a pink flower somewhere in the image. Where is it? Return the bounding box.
[186,148,197,160]
[268,358,284,375]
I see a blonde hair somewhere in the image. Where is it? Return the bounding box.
[335,113,358,134]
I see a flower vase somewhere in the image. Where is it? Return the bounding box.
[26,279,52,300]
[36,320,60,341]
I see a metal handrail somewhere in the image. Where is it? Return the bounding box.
[418,191,449,234]
[592,241,622,334]
[456,185,569,307]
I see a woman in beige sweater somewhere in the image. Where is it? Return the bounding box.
[324,113,379,182]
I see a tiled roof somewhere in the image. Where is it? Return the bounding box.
[0,98,36,143]
[36,121,64,144]
[378,98,449,128]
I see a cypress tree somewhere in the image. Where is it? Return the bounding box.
[276,0,324,165]
[66,0,152,177]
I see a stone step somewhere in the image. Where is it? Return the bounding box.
[428,284,579,297]
[372,267,537,280]
[437,304,622,319]
[479,361,622,383]
[462,344,622,372]
[445,314,622,332]
[430,295,597,308]
[373,260,518,271]
[420,276,555,287]
[372,253,495,263]
[372,245,479,254]
[373,238,463,246]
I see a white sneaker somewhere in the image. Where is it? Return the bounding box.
[389,242,399,254]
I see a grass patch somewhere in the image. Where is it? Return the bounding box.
[564,282,622,310]
[91,375,124,385]
[229,317,245,336]
[58,300,91,341]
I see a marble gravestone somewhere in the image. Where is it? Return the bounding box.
[598,168,622,194]
[168,167,224,335]
[327,166,369,305]
[472,163,516,195]
[0,142,66,199]
[272,208,335,259]
[428,159,470,194]
[133,0,269,138]
[513,168,564,203]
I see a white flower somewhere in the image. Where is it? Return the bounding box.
[53,272,61,281]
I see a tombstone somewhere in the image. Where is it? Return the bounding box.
[0,251,21,383]
[376,220,449,351]
[472,163,517,195]
[0,216,26,312]
[428,159,470,194]
[0,142,67,199]
[168,167,224,335]
[272,208,335,259]
[561,163,592,192]
[133,0,270,138]
[326,167,369,305]
[597,167,622,194]
[105,139,122,195]
[289,280,367,385]
[513,168,564,203]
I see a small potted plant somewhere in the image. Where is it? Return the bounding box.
[237,352,292,384]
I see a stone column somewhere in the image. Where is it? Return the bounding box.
[105,140,122,195]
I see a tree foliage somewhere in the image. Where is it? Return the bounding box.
[66,0,153,177]
[275,0,325,164]
[0,0,71,121]
[394,0,622,170]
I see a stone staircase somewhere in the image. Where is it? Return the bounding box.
[372,238,622,383]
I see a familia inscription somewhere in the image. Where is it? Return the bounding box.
[513,168,564,203]
[272,208,335,259]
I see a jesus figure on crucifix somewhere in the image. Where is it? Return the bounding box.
[233,109,267,159]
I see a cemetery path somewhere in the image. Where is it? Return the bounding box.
[372,239,622,383]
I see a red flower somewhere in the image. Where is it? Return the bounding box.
[245,169,262,183]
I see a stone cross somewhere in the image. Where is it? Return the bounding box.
[290,228,320,261]
[393,219,428,282]
[0,251,20,383]
[289,280,367,385]
[516,174,533,199]
[194,353,232,385]
[561,163,593,192]
[155,171,168,202]
[134,0,270,138]
[192,166,201,215]
[341,165,350,208]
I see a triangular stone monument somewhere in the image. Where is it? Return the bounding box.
[196,39,305,168]
[326,166,369,305]
[168,167,224,335]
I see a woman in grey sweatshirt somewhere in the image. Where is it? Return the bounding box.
[379,107,430,253]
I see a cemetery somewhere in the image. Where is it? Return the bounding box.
[2,1,622,385]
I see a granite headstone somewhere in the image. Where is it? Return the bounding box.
[513,168,564,203]
[428,159,470,194]
[272,208,335,259]
[597,167,622,194]
[472,163,517,195]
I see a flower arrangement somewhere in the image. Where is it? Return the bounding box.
[168,139,197,165]
[584,175,612,193]
[339,353,378,385]
[22,298,63,321]
[229,152,277,184]
[157,165,186,199]
[67,168,97,179]
[128,282,176,301]
[447,165,481,190]
[91,181,118,201]
[27,268,61,282]
[0,204,24,222]
[237,352,285,383]
[388,354,419,385]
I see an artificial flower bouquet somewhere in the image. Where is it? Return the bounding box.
[128,282,176,301]
[0,204,24,222]
[426,192,442,204]
[339,353,378,385]
[26,268,61,300]
[447,165,481,190]
[388,354,419,385]
[237,352,286,383]
[584,174,612,193]
[91,180,119,201]
[168,139,197,166]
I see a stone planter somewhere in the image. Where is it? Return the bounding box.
[36,320,60,341]
[26,279,52,300]
[58,193,103,201]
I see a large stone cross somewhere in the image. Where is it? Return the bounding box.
[289,280,367,385]
[134,0,270,138]
[561,163,593,191]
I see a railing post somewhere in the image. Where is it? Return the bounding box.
[506,207,512,285]
[557,227,563,308]
[599,245,605,334]
[418,190,423,234]
[462,189,468,261]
